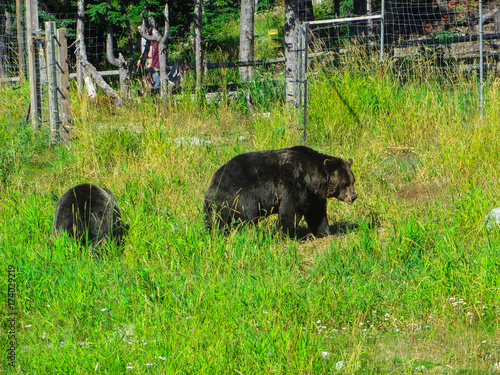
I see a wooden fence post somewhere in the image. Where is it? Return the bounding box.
[45,21,60,145]
[57,28,71,142]
[26,0,42,130]
[16,0,25,79]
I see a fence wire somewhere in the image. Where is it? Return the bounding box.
[2,1,499,108]
[0,0,20,77]
[305,1,500,73]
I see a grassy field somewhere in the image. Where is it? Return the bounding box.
[1,55,500,374]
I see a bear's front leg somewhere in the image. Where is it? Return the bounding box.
[304,198,332,237]
[278,197,303,237]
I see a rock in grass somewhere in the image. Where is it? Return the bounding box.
[53,183,128,248]
[485,207,500,230]
[174,136,212,147]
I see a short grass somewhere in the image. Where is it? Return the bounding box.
[1,54,500,374]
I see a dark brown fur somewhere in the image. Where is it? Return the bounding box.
[204,146,357,237]
[53,183,128,247]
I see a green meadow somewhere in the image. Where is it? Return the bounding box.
[1,53,500,373]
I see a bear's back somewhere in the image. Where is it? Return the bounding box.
[53,183,118,246]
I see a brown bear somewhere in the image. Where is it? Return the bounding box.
[204,145,357,237]
[53,183,128,248]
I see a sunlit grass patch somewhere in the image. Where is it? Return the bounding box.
[1,51,500,373]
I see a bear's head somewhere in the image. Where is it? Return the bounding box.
[324,157,357,205]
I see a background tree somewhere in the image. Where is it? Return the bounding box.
[76,0,123,105]
[103,0,134,96]
[194,0,203,89]
[105,21,131,97]
[239,0,254,82]
[139,4,170,98]
[284,0,315,104]
[284,0,298,104]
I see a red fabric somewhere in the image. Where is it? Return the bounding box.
[150,41,160,68]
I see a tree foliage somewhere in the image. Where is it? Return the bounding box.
[37,0,194,65]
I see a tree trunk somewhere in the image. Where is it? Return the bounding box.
[140,4,170,98]
[354,0,367,15]
[76,0,86,92]
[284,0,315,104]
[298,0,314,22]
[106,25,130,97]
[334,0,340,16]
[105,0,131,97]
[239,0,254,82]
[16,0,25,78]
[284,0,298,104]
[158,4,170,98]
[194,0,203,89]
[76,0,123,105]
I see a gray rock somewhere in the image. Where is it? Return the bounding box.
[484,207,500,230]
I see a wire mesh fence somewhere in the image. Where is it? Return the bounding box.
[1,1,499,103]
[304,1,500,73]
[0,0,21,78]
[289,0,500,139]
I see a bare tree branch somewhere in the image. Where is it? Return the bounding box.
[106,23,131,96]
[76,0,123,106]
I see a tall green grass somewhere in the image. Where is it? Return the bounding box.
[1,54,499,374]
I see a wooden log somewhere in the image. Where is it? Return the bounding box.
[80,58,124,106]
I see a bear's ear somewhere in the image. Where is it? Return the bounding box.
[347,158,353,167]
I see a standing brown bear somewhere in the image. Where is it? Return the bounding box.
[204,145,357,237]
[53,183,128,248]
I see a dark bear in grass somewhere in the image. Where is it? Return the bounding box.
[53,183,128,247]
[204,145,357,237]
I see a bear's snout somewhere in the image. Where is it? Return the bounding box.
[347,192,357,205]
[342,190,357,205]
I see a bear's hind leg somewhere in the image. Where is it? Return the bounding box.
[278,197,303,238]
